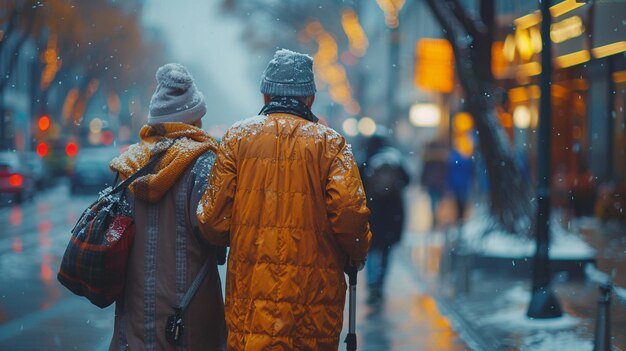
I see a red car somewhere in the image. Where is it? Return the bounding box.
[0,151,36,204]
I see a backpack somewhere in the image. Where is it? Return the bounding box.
[57,140,174,308]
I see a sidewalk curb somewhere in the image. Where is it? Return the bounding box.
[399,246,496,351]
[433,294,497,351]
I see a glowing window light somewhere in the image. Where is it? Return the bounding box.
[409,104,440,127]
[514,12,541,30]
[341,9,368,57]
[529,27,542,53]
[513,0,587,30]
[376,0,406,28]
[550,16,584,44]
[89,118,103,134]
[515,28,534,60]
[342,118,359,137]
[503,34,516,62]
[613,70,626,84]
[517,62,542,77]
[358,117,377,136]
[453,112,473,134]
[513,105,532,129]
[592,41,626,59]
[550,0,586,18]
[555,50,590,68]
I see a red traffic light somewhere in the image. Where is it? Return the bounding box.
[36,142,48,157]
[66,142,78,157]
[38,115,51,132]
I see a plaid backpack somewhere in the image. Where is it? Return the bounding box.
[58,141,174,308]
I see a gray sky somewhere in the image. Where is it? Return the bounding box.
[142,0,262,129]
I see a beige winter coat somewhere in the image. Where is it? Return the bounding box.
[109,123,227,350]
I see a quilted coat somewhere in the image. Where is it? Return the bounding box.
[197,112,372,350]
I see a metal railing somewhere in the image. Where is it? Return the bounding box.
[584,264,626,351]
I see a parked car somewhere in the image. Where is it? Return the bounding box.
[69,147,117,194]
[23,152,52,189]
[0,151,36,203]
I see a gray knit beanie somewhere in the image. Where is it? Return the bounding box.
[147,63,206,125]
[260,49,316,97]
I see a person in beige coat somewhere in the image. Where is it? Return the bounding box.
[108,63,227,350]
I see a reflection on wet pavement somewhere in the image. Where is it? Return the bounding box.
[1,184,472,350]
[340,240,469,351]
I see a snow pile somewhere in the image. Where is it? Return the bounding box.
[482,306,580,330]
[462,206,596,259]
[483,285,579,330]
[585,263,626,307]
[520,331,592,351]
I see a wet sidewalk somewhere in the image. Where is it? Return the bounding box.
[339,243,470,351]
[403,222,626,351]
[399,185,626,350]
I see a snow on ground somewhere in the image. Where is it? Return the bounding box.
[462,206,596,259]
[520,331,593,351]
[475,284,581,331]
[481,305,580,330]
[469,284,590,351]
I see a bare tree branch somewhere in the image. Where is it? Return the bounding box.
[424,0,477,94]
[0,11,34,91]
[446,0,486,39]
[0,4,19,57]
[424,0,533,233]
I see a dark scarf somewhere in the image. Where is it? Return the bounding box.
[259,96,318,123]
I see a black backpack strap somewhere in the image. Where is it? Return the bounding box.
[175,258,211,312]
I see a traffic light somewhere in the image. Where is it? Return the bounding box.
[36,142,48,158]
[38,115,51,132]
[65,141,78,157]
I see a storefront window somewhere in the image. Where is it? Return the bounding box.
[612,55,626,182]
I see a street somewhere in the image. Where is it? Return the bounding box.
[0,184,470,351]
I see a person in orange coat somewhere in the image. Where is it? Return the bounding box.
[197,49,372,351]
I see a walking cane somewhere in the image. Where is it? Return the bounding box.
[344,264,358,351]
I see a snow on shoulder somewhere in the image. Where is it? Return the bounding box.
[224,115,268,142]
[298,120,343,144]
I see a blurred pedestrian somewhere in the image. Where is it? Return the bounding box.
[197,49,371,351]
[108,63,227,350]
[420,140,448,230]
[360,133,410,305]
[447,146,474,224]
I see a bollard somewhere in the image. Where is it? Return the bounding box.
[593,282,612,351]
[439,229,452,281]
[454,251,471,296]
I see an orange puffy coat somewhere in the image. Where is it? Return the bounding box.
[197,113,372,350]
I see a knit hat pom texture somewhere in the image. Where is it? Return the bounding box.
[148,63,206,125]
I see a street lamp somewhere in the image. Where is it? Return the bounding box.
[527,0,563,319]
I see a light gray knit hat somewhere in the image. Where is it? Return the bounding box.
[147,63,206,125]
[260,49,316,97]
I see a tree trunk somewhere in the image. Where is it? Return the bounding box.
[424,0,533,233]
